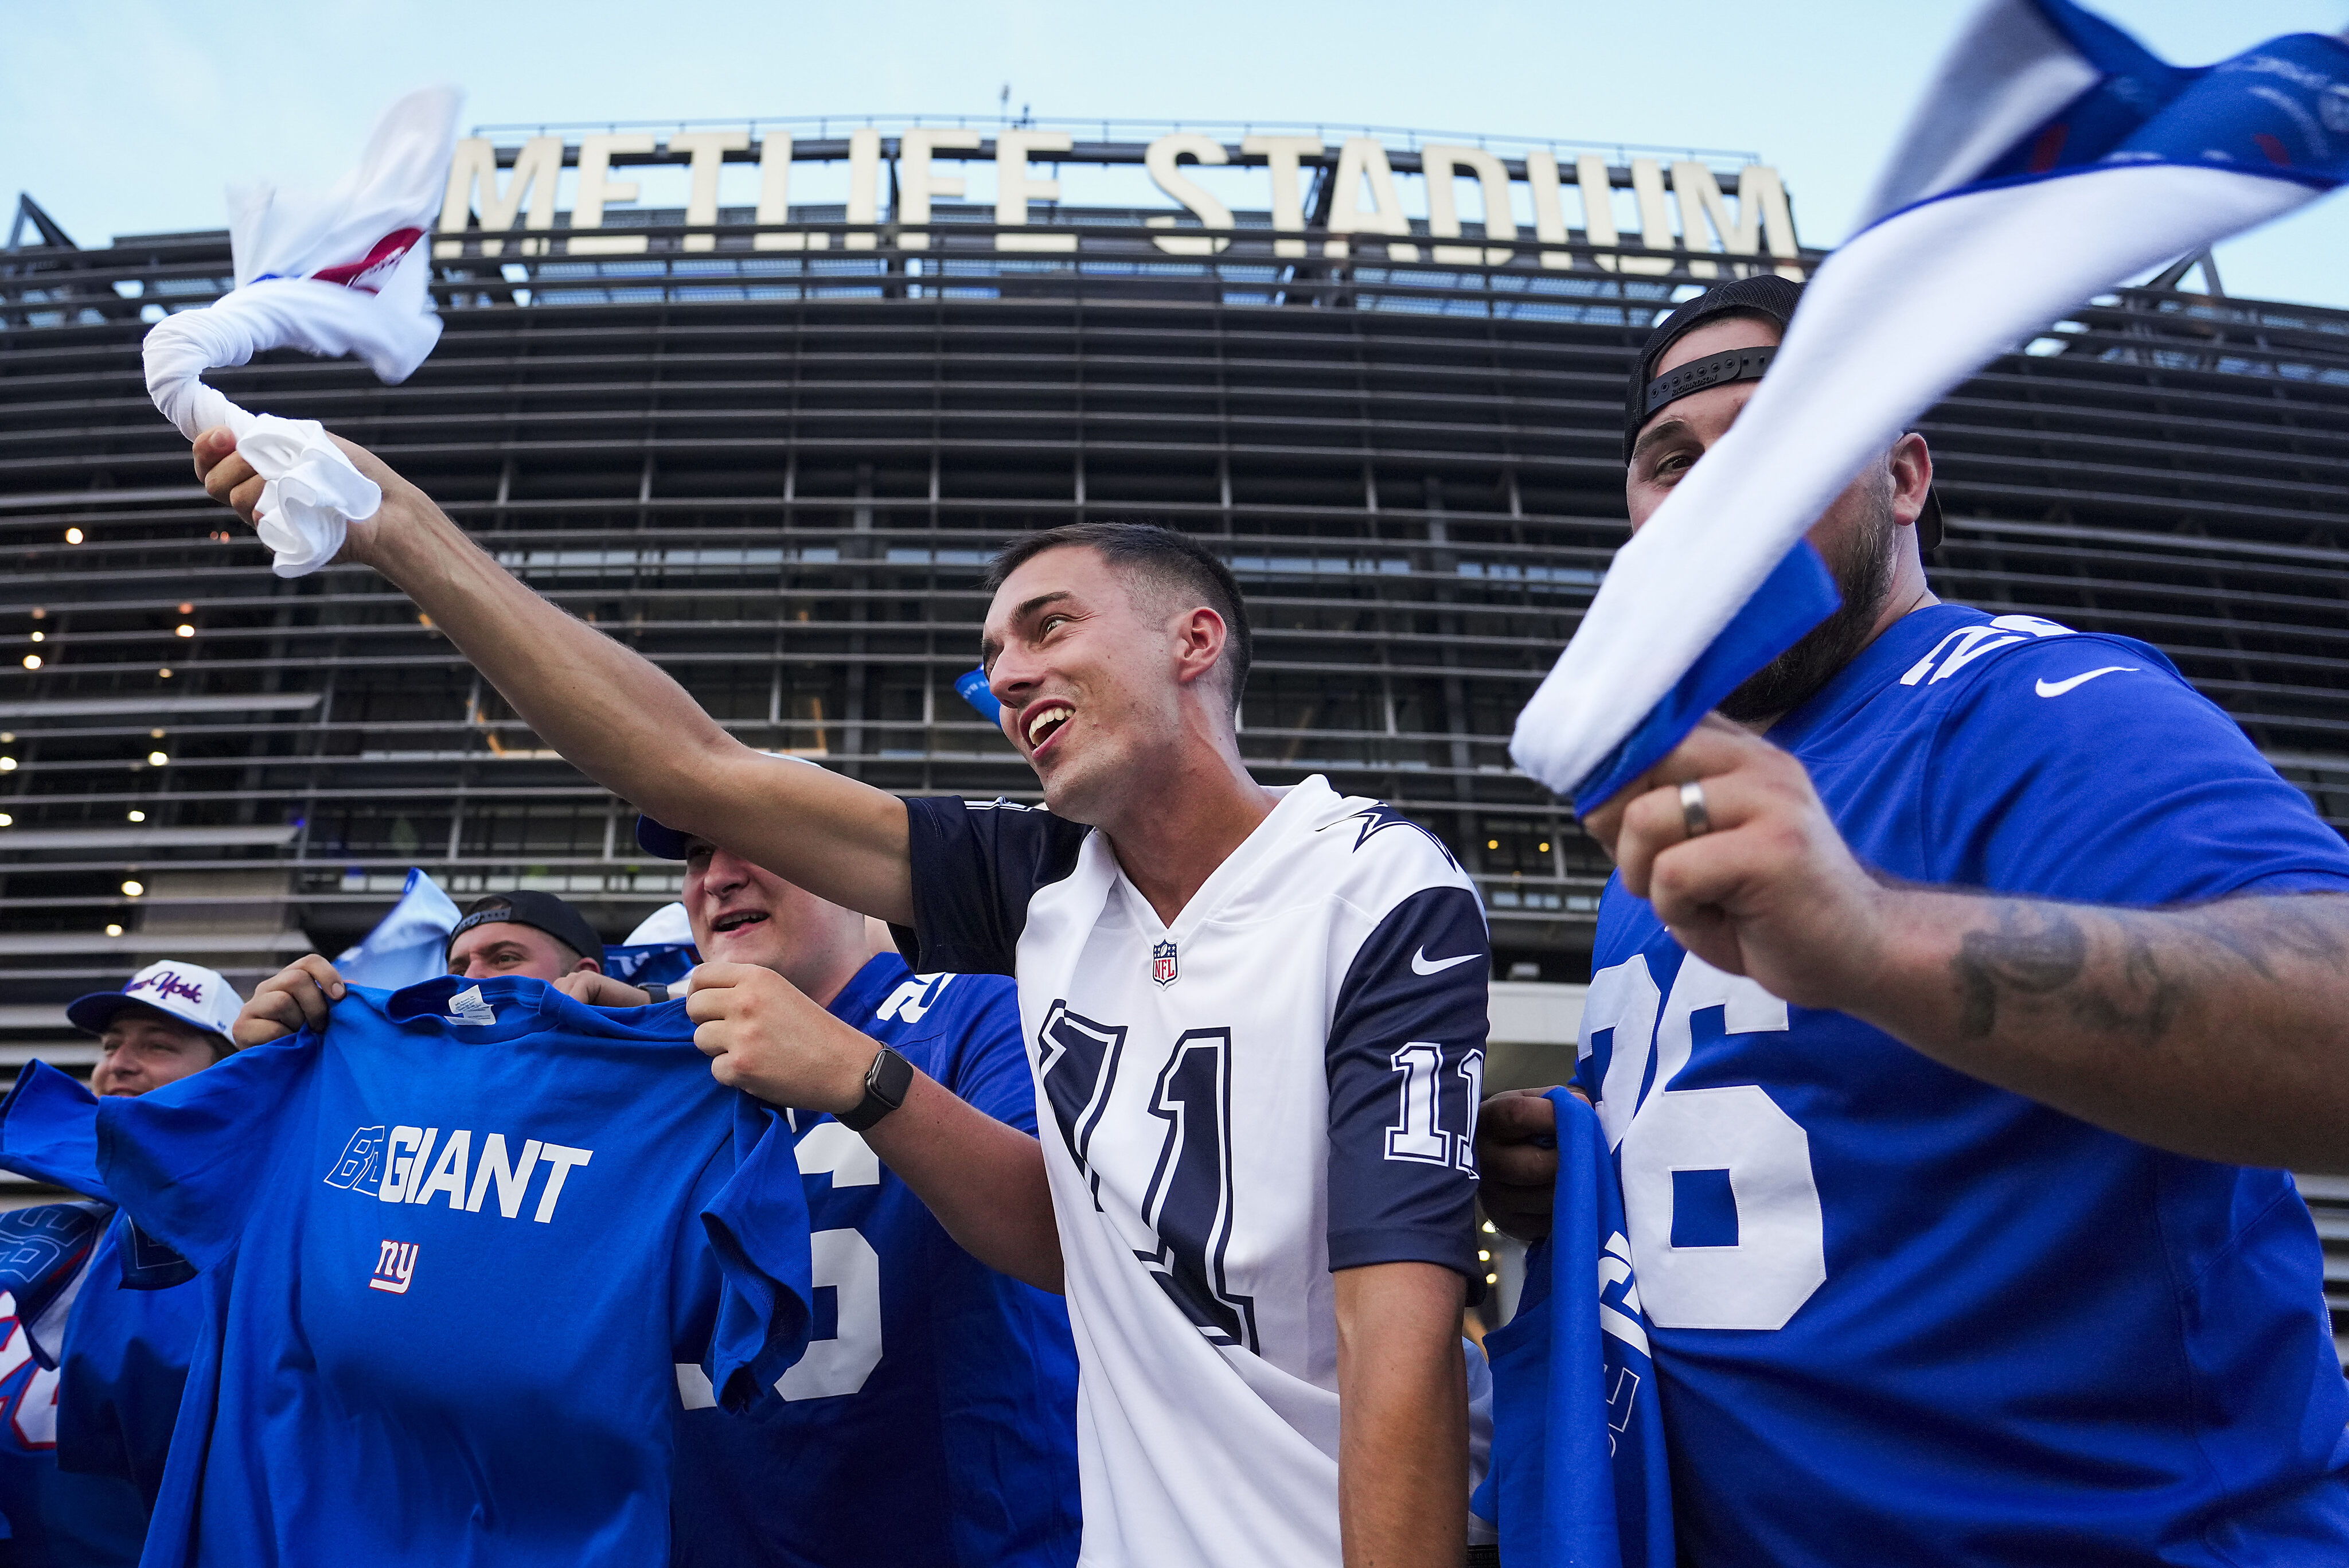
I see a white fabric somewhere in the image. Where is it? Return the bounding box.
[335,867,462,990]
[1012,777,1474,1567]
[143,86,460,578]
[622,902,694,946]
[103,960,245,1037]
[1507,9,2324,801]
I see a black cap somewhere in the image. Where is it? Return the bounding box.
[446,891,607,969]
[1625,276,1942,551]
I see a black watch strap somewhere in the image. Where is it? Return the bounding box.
[641,982,670,1003]
[838,1047,914,1133]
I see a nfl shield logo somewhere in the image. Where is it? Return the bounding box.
[1152,939,1179,988]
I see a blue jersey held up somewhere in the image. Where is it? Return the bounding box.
[673,953,1082,1568]
[93,975,814,1568]
[1582,605,2349,1566]
[1473,1090,1672,1568]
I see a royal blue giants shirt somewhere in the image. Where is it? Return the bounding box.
[1582,606,2349,1567]
[673,952,1082,1568]
[904,775,1488,1568]
[93,976,814,1568]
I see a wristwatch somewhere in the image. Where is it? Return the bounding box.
[838,1046,915,1133]
[641,982,670,1003]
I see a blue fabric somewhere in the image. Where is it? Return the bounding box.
[55,1216,201,1516]
[1473,1091,1672,1568]
[673,954,1082,1568]
[1582,604,2349,1566]
[604,942,700,988]
[1571,540,1838,814]
[0,1062,113,1203]
[94,974,813,1568]
[1950,12,2349,205]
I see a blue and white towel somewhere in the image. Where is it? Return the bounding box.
[332,866,461,989]
[142,87,460,577]
[1512,2,2349,813]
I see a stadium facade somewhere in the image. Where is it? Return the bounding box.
[5,119,2349,1337]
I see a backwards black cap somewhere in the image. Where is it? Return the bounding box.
[1624,275,1942,551]
[446,891,608,969]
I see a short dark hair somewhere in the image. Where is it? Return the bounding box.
[450,891,606,969]
[982,523,1252,712]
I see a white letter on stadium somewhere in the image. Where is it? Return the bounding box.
[1575,154,1621,273]
[1621,157,1675,276]
[1523,151,1575,270]
[1240,135,1323,259]
[1672,161,1801,280]
[845,128,882,251]
[438,136,563,259]
[1145,134,1233,256]
[1326,138,1417,261]
[669,130,748,253]
[900,128,982,251]
[753,132,821,252]
[571,134,654,256]
[1422,144,1517,266]
[996,130,1075,252]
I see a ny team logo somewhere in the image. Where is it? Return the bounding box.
[1151,940,1179,988]
[369,1240,419,1294]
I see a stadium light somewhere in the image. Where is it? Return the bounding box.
[28,631,41,642]
[0,757,15,771]
[0,813,10,827]
[120,880,144,898]
[104,923,123,937]
[127,809,146,822]
[19,655,37,670]
[147,750,168,766]
[175,624,195,638]
[63,527,83,544]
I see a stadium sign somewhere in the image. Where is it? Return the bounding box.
[436,128,1800,276]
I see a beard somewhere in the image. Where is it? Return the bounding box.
[1717,508,1897,724]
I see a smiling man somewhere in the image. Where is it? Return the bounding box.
[195,425,1487,1567]
[69,960,243,1098]
[1480,276,2349,1566]
[558,811,1082,1568]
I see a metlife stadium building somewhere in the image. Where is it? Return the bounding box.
[5,119,2349,1326]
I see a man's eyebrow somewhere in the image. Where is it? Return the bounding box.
[1630,416,1694,466]
[980,591,1075,670]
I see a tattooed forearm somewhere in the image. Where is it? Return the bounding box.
[1948,894,2349,1044]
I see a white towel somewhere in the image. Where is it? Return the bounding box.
[1510,1,2349,813]
[144,85,461,578]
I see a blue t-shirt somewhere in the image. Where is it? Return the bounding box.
[93,975,814,1568]
[1581,605,2349,1566]
[1473,1090,1671,1568]
[673,953,1082,1568]
[0,1202,146,1567]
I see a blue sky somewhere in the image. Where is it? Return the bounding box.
[7,1,2348,306]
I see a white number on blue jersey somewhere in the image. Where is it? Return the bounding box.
[1582,954,1826,1331]
[1385,1043,1485,1173]
[779,1121,885,1400]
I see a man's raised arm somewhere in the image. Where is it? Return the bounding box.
[195,428,917,925]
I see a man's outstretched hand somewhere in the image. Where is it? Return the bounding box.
[192,426,400,564]
[236,954,348,1048]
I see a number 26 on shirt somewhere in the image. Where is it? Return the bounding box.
[1581,953,1825,1332]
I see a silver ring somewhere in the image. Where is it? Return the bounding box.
[1679,779,1712,838]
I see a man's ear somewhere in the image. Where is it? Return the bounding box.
[575,956,604,976]
[1171,606,1227,690]
[1889,432,1933,525]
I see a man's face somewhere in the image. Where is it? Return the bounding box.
[681,841,859,970]
[979,545,1193,823]
[93,1009,217,1097]
[1626,314,1917,721]
[447,921,590,982]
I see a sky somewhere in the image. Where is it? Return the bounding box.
[6,0,2349,306]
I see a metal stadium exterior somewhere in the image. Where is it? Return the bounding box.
[5,119,2349,1336]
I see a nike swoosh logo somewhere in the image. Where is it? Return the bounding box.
[2035,666,2139,699]
[1411,947,1479,976]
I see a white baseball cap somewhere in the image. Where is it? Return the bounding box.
[66,961,243,1044]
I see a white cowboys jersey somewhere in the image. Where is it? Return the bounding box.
[904,775,1487,1567]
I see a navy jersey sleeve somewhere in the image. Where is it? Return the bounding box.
[927,974,1040,1136]
[903,797,1090,976]
[1325,886,1489,1276]
[95,1035,315,1274]
[1926,637,2349,903]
